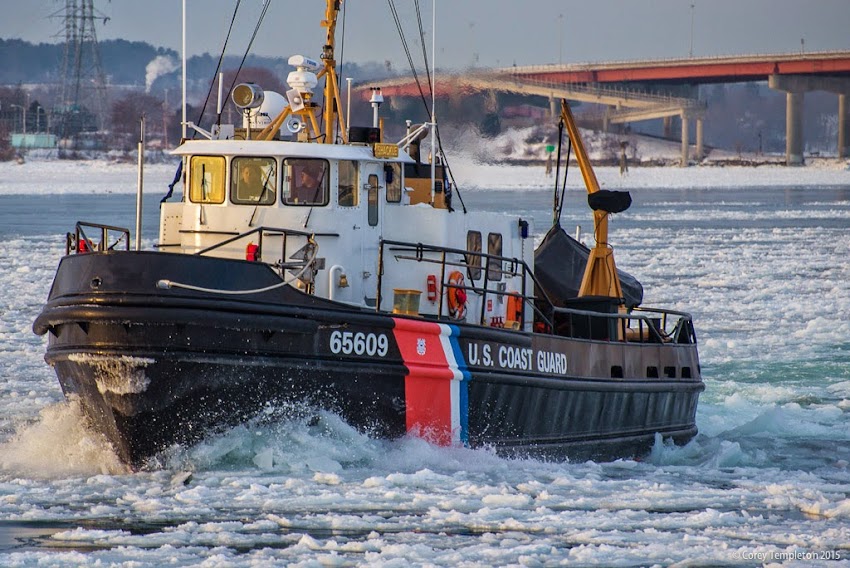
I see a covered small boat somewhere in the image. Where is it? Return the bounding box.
[33,1,702,468]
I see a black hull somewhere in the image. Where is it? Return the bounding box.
[35,252,703,468]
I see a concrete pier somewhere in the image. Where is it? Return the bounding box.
[785,91,804,166]
[770,74,850,164]
[695,118,704,161]
[839,94,848,159]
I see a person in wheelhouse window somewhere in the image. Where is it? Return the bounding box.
[231,157,275,205]
[285,158,328,205]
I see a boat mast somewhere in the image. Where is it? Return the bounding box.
[254,0,346,143]
[430,0,436,198]
[319,0,347,144]
[181,0,187,141]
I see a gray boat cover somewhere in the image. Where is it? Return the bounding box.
[533,223,644,309]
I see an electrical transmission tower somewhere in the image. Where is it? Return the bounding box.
[52,0,110,138]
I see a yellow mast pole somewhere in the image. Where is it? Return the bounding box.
[559,99,624,301]
[328,69,348,143]
[321,0,346,144]
[257,1,345,144]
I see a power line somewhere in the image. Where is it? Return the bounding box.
[52,0,110,138]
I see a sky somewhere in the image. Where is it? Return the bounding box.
[2,0,849,71]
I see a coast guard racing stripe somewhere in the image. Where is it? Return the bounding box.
[391,318,470,446]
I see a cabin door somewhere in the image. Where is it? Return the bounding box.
[360,162,383,308]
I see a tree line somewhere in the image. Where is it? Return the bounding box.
[5,37,836,159]
[0,37,401,157]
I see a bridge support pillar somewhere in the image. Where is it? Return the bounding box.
[695,117,704,161]
[772,74,850,162]
[769,75,807,165]
[680,112,690,167]
[785,91,805,166]
[839,94,848,159]
[549,95,557,120]
[663,116,673,139]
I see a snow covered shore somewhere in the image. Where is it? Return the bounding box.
[0,133,847,197]
[449,157,850,191]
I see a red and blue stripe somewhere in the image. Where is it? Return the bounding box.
[391,318,470,446]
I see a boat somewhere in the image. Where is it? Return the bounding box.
[33,1,703,469]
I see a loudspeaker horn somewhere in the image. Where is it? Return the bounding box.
[286,88,305,113]
[285,116,304,134]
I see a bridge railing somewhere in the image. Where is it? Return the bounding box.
[487,73,704,109]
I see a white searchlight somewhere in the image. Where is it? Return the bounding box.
[232,83,265,109]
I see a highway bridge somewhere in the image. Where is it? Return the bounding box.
[371,51,850,165]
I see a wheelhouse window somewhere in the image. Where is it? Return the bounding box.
[487,232,503,281]
[231,157,276,205]
[189,155,226,204]
[385,162,402,203]
[338,160,358,207]
[283,158,329,206]
[466,230,482,280]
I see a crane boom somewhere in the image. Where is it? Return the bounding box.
[559,99,625,301]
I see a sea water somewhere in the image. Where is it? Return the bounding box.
[0,160,849,566]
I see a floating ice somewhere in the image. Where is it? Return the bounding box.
[1,158,850,565]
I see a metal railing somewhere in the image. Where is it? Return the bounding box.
[549,303,696,344]
[464,71,705,110]
[377,238,696,345]
[61,224,695,345]
[378,239,545,328]
[66,221,130,255]
[194,225,338,276]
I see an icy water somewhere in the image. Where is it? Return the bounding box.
[1,162,849,566]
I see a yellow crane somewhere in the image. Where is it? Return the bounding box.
[559,99,629,302]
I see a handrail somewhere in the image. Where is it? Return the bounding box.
[376,237,696,345]
[194,225,337,261]
[191,226,338,290]
[379,238,557,331]
[67,221,130,255]
[550,304,694,344]
[195,225,316,256]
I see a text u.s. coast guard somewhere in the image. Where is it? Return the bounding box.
[466,342,567,374]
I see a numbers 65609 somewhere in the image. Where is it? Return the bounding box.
[329,330,389,357]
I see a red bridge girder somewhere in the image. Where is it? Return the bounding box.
[507,52,850,84]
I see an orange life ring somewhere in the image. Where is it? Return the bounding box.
[446,270,468,320]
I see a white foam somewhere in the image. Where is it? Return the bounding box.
[0,399,128,478]
[67,354,154,395]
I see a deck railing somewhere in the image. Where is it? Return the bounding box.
[193,226,338,275]
[66,221,130,255]
[64,224,695,345]
[377,238,696,345]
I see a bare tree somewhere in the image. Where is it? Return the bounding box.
[110,92,164,150]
